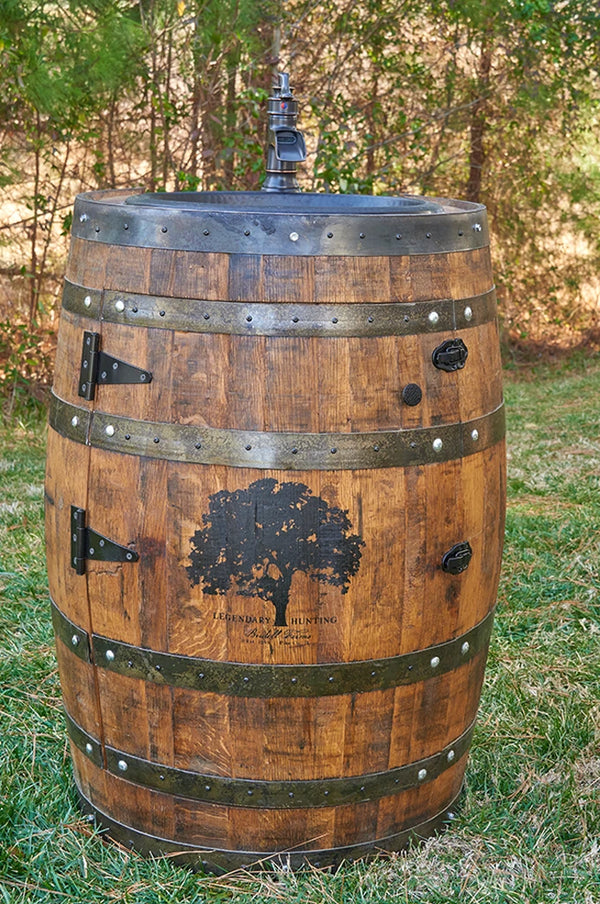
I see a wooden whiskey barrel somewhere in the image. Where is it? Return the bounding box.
[45,190,506,871]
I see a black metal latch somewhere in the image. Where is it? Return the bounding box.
[441,541,473,575]
[432,338,469,372]
[78,331,152,401]
[71,506,139,575]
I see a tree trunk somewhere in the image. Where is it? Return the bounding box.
[271,574,292,626]
[466,42,492,204]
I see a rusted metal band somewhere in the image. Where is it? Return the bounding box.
[50,607,494,698]
[64,709,104,769]
[49,393,505,472]
[50,596,495,697]
[72,189,489,256]
[50,599,91,663]
[75,783,463,872]
[66,707,474,809]
[62,279,497,337]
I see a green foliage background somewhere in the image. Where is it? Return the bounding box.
[1,0,600,407]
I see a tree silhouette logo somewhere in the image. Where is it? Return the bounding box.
[187,478,364,627]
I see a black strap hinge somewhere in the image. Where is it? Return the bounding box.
[71,506,139,575]
[78,331,152,401]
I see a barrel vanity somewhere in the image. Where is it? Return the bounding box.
[45,117,505,870]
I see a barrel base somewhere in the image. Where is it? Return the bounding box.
[75,783,464,874]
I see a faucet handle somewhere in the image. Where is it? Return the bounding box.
[278,72,292,97]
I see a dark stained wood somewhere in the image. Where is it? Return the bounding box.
[47,191,506,863]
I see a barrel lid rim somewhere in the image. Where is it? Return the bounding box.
[124,190,444,215]
[75,189,487,217]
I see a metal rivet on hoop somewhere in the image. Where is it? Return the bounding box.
[289,232,299,242]
[115,299,125,313]
[418,768,428,781]
[461,641,470,655]
[430,656,440,669]
[447,749,456,762]
[117,760,128,772]
[84,295,92,308]
[433,438,443,453]
[105,425,115,437]
[71,416,79,428]
[105,650,115,662]
[428,311,440,325]
[464,306,473,321]
[471,429,479,442]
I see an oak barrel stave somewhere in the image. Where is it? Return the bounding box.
[46,190,506,868]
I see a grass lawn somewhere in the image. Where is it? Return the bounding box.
[1,357,599,903]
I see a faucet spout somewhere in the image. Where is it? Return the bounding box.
[262,72,306,193]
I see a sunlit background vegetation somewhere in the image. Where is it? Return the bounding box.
[1,0,600,417]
